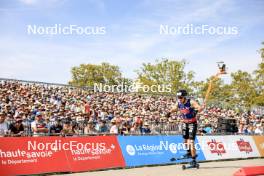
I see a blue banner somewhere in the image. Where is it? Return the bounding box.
[118,135,205,167]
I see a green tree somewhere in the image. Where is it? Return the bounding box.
[198,77,232,107]
[100,62,122,85]
[254,63,264,106]
[69,62,122,87]
[230,70,257,109]
[136,59,195,94]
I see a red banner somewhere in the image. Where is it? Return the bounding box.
[64,136,125,172]
[0,136,125,176]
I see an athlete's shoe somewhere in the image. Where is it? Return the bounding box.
[189,159,197,167]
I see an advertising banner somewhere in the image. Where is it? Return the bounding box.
[231,135,260,158]
[197,135,260,160]
[0,136,125,175]
[118,135,205,167]
[63,136,125,172]
[1,135,262,175]
[252,136,264,157]
[0,137,69,176]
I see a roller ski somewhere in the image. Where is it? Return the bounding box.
[182,159,199,170]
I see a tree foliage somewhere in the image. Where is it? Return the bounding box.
[69,62,122,87]
[68,42,264,109]
[136,59,195,94]
[260,41,264,62]
[254,62,264,106]
[199,77,232,105]
[230,70,257,108]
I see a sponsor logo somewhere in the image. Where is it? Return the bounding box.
[125,141,189,156]
[126,145,136,156]
[207,139,226,156]
[236,139,252,154]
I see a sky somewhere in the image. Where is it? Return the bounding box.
[0,0,263,84]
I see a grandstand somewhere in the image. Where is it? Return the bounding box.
[1,78,263,137]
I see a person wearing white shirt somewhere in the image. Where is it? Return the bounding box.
[0,112,9,137]
[110,119,119,134]
[255,124,263,135]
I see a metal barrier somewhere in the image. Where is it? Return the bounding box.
[4,118,259,137]
[4,118,183,136]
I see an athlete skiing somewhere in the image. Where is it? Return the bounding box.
[170,89,204,167]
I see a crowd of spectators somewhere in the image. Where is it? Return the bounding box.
[0,80,263,137]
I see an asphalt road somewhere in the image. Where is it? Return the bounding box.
[61,158,264,176]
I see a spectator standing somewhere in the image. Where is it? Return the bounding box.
[0,112,8,136]
[110,119,119,134]
[50,120,63,135]
[95,119,108,133]
[9,118,24,136]
[84,120,97,135]
[142,122,151,134]
[31,112,48,136]
[61,121,75,136]
[255,124,263,134]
